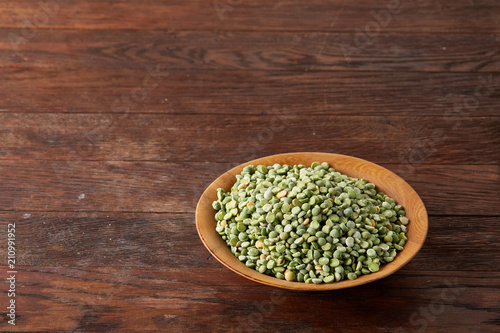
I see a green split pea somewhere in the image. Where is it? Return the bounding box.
[213,162,409,284]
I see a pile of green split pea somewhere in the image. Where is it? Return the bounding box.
[213,162,409,284]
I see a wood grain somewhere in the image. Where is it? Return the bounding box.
[1,0,499,33]
[1,0,499,330]
[2,30,500,72]
[0,266,497,332]
[0,113,498,164]
[0,212,498,272]
[1,68,499,116]
[0,161,498,215]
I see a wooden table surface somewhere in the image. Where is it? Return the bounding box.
[1,1,499,332]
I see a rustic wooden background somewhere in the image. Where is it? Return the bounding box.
[1,0,499,332]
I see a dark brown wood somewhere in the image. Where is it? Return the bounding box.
[0,212,498,272]
[0,161,498,215]
[1,0,499,33]
[1,266,497,332]
[2,30,500,72]
[1,68,499,116]
[0,0,499,331]
[0,113,498,164]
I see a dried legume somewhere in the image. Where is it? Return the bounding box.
[213,162,408,283]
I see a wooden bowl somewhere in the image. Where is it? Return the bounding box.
[196,152,428,291]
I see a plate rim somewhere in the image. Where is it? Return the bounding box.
[196,152,428,291]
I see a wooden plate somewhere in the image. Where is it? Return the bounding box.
[196,152,428,291]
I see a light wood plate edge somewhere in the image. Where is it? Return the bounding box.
[196,152,428,291]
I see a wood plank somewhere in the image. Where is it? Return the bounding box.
[2,30,500,72]
[0,0,499,33]
[409,215,500,272]
[0,212,498,272]
[1,0,498,331]
[1,68,499,116]
[0,161,498,215]
[0,113,499,165]
[0,266,497,332]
